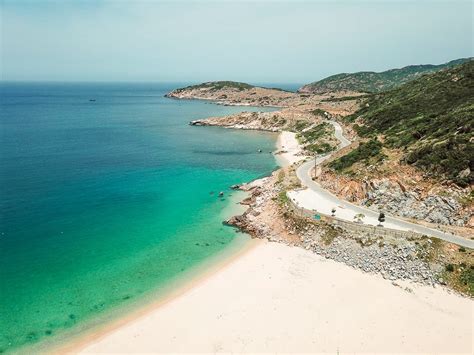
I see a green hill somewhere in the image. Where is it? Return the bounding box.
[299,58,471,94]
[173,81,255,92]
[340,60,474,186]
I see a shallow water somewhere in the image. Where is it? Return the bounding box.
[0,82,278,352]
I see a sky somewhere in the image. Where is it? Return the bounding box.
[1,0,473,83]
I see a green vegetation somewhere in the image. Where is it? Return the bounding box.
[277,190,289,205]
[345,60,474,185]
[445,264,455,272]
[459,266,474,295]
[321,226,338,245]
[174,81,291,93]
[306,142,334,154]
[290,120,311,132]
[177,81,255,92]
[329,139,385,171]
[443,262,474,296]
[321,94,373,102]
[299,58,471,93]
[297,122,333,143]
[296,122,337,155]
[311,108,327,116]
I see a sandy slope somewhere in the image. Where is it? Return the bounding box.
[77,242,472,354]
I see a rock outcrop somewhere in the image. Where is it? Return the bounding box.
[361,180,470,226]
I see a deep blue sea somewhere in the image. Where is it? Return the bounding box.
[0,82,279,353]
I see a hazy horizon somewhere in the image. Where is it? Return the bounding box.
[2,0,473,83]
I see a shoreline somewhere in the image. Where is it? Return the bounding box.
[40,137,286,355]
[49,236,261,354]
[76,242,473,354]
[62,128,472,354]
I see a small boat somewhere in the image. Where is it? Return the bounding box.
[89,99,96,102]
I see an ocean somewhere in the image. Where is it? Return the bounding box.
[0,82,279,353]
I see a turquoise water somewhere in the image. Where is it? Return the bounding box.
[0,83,278,353]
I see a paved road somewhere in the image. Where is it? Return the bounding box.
[291,121,474,249]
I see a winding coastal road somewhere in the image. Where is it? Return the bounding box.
[288,121,474,249]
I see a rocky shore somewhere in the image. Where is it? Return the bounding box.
[225,170,444,288]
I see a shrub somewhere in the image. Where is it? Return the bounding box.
[346,61,474,185]
[306,142,334,154]
[445,264,455,272]
[459,266,474,295]
[329,139,384,171]
[298,122,333,143]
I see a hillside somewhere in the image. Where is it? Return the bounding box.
[299,58,471,94]
[337,60,473,186]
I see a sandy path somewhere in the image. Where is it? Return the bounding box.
[77,242,472,354]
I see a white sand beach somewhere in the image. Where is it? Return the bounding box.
[67,130,472,354]
[77,241,472,354]
[275,131,306,167]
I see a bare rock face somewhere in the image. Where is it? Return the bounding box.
[362,179,469,226]
[318,167,471,227]
[458,167,471,179]
[190,111,313,132]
